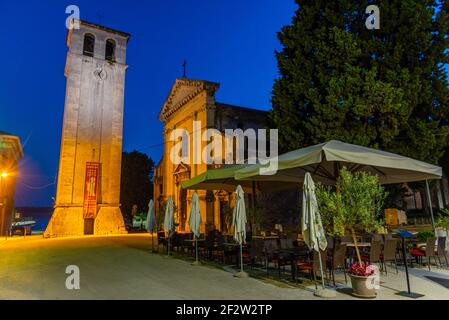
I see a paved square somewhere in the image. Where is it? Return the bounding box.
[0,234,448,300]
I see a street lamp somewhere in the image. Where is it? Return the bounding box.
[0,172,7,203]
[0,172,6,194]
[0,172,8,200]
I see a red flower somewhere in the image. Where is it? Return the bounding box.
[348,263,377,276]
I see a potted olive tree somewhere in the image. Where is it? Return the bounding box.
[316,167,386,298]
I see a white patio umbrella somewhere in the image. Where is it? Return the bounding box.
[145,199,157,252]
[232,185,248,278]
[164,197,175,256]
[302,172,335,298]
[189,192,202,266]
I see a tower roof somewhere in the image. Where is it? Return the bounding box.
[80,20,131,39]
[68,19,131,41]
[0,130,12,136]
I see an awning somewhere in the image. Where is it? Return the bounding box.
[181,165,247,192]
[235,140,442,185]
[181,164,296,193]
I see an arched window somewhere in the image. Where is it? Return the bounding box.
[83,33,95,57]
[105,39,116,61]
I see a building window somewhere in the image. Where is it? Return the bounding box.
[105,39,116,61]
[83,33,95,57]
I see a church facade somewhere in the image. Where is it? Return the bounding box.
[154,78,267,233]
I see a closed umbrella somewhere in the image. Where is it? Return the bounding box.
[164,197,175,256]
[232,185,248,278]
[189,192,202,266]
[302,172,335,298]
[145,199,157,252]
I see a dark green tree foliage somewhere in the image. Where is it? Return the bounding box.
[120,151,155,220]
[441,148,449,174]
[269,0,449,163]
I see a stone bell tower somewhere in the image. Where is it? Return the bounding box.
[45,20,130,237]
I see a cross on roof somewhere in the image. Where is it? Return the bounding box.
[183,60,187,78]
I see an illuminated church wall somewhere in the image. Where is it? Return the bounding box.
[154,78,266,233]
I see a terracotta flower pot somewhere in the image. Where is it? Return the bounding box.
[349,274,377,298]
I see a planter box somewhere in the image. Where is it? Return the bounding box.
[349,274,377,298]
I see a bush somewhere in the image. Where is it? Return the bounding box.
[436,207,449,231]
[417,230,435,241]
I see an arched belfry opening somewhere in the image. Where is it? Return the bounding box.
[105,39,116,61]
[83,33,95,57]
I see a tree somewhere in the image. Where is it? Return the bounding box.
[120,151,155,223]
[441,148,449,175]
[316,167,387,265]
[269,0,449,164]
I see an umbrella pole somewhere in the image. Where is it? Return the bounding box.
[196,237,199,263]
[313,248,336,298]
[191,235,202,266]
[167,236,171,256]
[240,242,244,273]
[317,250,326,290]
[151,231,154,252]
[425,180,436,232]
[234,233,248,278]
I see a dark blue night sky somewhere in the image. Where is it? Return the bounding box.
[0,0,296,206]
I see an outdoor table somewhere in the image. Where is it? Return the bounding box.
[183,239,206,249]
[252,236,279,240]
[341,242,371,247]
[223,242,241,247]
[341,242,371,265]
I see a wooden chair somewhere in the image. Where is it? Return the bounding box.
[171,233,183,253]
[362,240,382,267]
[280,238,294,250]
[329,243,347,286]
[250,239,265,268]
[157,231,166,252]
[381,239,399,275]
[410,237,438,271]
[372,233,384,244]
[296,250,328,289]
[264,240,292,278]
[212,233,230,263]
[436,237,448,267]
